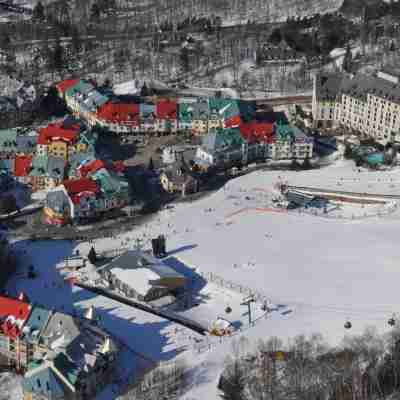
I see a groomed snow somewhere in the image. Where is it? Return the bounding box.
[8,159,400,399]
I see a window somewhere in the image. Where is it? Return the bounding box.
[46,382,50,391]
[37,379,41,388]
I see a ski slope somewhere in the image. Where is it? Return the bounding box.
[8,159,400,399]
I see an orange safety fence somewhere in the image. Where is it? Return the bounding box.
[225,207,287,219]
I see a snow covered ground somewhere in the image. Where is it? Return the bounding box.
[7,159,400,399]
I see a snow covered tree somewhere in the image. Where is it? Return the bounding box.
[219,358,247,400]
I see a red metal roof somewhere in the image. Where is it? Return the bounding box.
[64,178,100,204]
[156,99,177,119]
[0,296,31,339]
[56,79,80,95]
[240,122,275,143]
[96,102,140,125]
[113,160,125,173]
[64,178,99,195]
[14,154,33,177]
[225,115,242,129]
[78,159,107,177]
[38,122,80,145]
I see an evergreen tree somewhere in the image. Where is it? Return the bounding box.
[291,157,300,170]
[302,156,311,170]
[88,246,97,264]
[342,44,352,73]
[52,40,64,72]
[33,1,45,21]
[71,27,82,54]
[148,157,154,171]
[90,3,101,22]
[140,82,149,97]
[344,144,353,159]
[0,33,11,50]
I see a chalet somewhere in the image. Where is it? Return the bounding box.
[91,168,130,210]
[0,294,32,370]
[55,79,80,100]
[95,102,140,133]
[156,99,178,133]
[98,250,187,302]
[22,311,117,400]
[0,293,118,400]
[45,167,130,225]
[192,98,210,135]
[0,128,17,156]
[140,102,157,132]
[28,155,66,191]
[160,158,199,196]
[37,120,86,160]
[177,98,196,131]
[14,154,33,184]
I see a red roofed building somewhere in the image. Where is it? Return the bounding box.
[78,159,108,178]
[96,102,140,134]
[0,295,31,369]
[239,121,275,143]
[37,122,81,160]
[14,154,33,183]
[156,99,178,133]
[56,79,80,99]
[64,178,100,204]
[224,115,242,129]
[113,161,126,175]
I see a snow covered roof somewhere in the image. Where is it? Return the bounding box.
[99,250,185,296]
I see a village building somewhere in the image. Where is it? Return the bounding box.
[160,157,199,196]
[0,294,119,400]
[95,101,140,134]
[28,155,66,191]
[313,69,400,144]
[156,99,178,134]
[192,98,210,135]
[44,165,129,225]
[98,250,187,302]
[177,98,196,131]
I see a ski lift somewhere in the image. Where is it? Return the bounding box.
[225,306,232,314]
[344,320,352,329]
[388,316,396,327]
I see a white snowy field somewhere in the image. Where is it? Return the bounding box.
[73,159,400,398]
[7,158,400,399]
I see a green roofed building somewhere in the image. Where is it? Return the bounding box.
[21,307,119,400]
[0,128,17,153]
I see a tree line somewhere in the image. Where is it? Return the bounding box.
[219,327,400,400]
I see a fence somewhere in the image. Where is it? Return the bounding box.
[293,200,398,221]
[196,270,270,305]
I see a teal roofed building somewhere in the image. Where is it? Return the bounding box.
[23,364,66,400]
[92,168,130,210]
[21,308,119,400]
[178,100,195,130]
[23,305,52,344]
[0,128,17,154]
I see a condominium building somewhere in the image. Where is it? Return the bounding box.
[313,69,400,145]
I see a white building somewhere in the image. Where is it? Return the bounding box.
[313,70,400,144]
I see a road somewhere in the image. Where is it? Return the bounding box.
[256,95,312,106]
